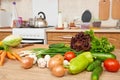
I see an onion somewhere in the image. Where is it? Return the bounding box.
[21,57,34,69]
[48,54,64,70]
[51,65,65,77]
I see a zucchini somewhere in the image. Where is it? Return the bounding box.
[91,66,103,80]
[92,53,116,61]
[87,60,102,71]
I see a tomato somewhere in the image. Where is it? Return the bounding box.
[64,51,76,61]
[103,58,120,72]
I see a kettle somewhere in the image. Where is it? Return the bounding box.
[35,12,48,27]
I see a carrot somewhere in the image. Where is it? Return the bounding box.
[12,52,22,62]
[0,51,7,66]
[0,50,3,55]
[7,51,16,60]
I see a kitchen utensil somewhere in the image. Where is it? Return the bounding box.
[112,0,120,19]
[99,0,110,20]
[81,10,92,22]
[34,11,48,27]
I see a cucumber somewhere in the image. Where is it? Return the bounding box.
[91,66,103,80]
[92,53,116,61]
[87,60,102,71]
[49,43,65,48]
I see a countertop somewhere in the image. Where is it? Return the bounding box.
[0,27,12,32]
[0,44,120,80]
[1,27,120,33]
[46,27,120,33]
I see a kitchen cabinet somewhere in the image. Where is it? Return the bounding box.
[0,32,11,41]
[46,32,120,49]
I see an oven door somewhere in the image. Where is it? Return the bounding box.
[21,39,44,44]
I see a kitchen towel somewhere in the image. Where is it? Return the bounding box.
[99,0,110,20]
[112,0,120,19]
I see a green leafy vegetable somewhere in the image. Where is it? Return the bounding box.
[85,30,115,53]
[2,35,22,47]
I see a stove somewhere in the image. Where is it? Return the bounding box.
[12,28,47,44]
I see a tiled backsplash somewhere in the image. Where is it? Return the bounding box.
[1,0,117,26]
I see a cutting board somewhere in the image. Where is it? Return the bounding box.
[112,0,120,19]
[99,0,110,20]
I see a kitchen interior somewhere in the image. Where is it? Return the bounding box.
[0,0,120,46]
[0,0,120,80]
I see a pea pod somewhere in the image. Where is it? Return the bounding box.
[68,52,93,74]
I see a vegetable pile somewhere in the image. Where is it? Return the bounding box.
[0,35,22,66]
[0,30,120,80]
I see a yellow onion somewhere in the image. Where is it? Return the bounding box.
[51,65,65,77]
[48,54,64,70]
[21,57,34,69]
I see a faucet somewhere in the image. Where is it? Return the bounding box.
[116,20,120,29]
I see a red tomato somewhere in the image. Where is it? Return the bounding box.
[103,58,120,72]
[64,51,76,61]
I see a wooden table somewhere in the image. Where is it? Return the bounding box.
[0,44,120,80]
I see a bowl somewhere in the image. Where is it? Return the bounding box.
[92,21,101,27]
[80,22,90,29]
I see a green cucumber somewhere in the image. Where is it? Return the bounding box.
[92,53,116,61]
[91,66,103,80]
[87,60,102,71]
[49,43,65,48]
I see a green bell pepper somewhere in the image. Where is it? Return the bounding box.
[68,52,93,74]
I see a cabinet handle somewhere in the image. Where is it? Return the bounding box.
[108,38,117,41]
[62,36,72,39]
[58,36,72,39]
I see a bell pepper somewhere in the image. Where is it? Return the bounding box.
[68,52,93,74]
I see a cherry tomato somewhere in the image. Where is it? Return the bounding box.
[103,58,120,72]
[64,51,76,61]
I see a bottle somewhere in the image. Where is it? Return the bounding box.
[58,11,63,28]
[11,1,18,28]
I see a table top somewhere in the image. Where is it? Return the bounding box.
[0,44,120,80]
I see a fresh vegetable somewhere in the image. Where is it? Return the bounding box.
[2,35,22,47]
[91,66,103,80]
[68,52,93,74]
[49,43,65,48]
[48,54,64,70]
[21,57,34,69]
[85,30,115,53]
[64,51,76,61]
[37,58,47,68]
[45,47,71,54]
[0,51,7,66]
[28,54,37,64]
[44,55,51,67]
[70,32,91,51]
[51,65,65,77]
[6,51,16,60]
[92,53,116,61]
[87,59,102,71]
[63,60,70,67]
[12,52,22,62]
[103,58,120,72]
